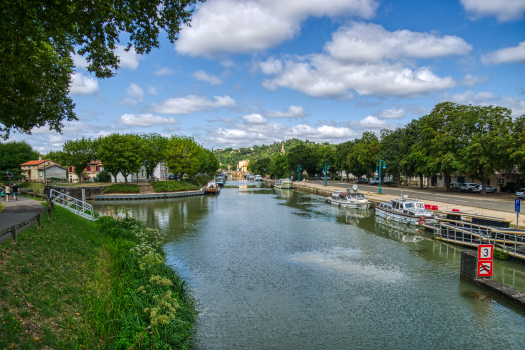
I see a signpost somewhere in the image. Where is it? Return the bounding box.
[376,160,386,194]
[323,163,329,186]
[477,244,494,277]
[514,198,521,227]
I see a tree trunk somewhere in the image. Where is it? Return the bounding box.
[419,173,423,189]
[397,173,401,187]
[445,174,451,192]
[123,173,129,183]
[482,175,487,196]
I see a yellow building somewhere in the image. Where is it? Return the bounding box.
[238,159,249,172]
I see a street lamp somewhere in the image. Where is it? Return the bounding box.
[323,163,329,186]
[297,165,302,181]
[376,160,386,194]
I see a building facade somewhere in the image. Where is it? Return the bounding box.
[20,159,67,182]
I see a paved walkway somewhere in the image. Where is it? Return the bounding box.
[0,196,43,243]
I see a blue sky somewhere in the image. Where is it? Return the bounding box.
[16,0,525,153]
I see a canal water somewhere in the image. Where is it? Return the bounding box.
[95,181,525,349]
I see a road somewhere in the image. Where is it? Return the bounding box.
[308,180,520,213]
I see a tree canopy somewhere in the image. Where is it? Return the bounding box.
[1,0,202,138]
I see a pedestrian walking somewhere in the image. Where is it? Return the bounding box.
[1,188,4,201]
[12,183,19,201]
[5,185,10,202]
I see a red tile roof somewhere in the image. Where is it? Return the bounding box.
[20,159,47,166]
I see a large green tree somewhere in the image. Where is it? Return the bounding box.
[165,136,202,176]
[270,154,288,179]
[510,115,525,180]
[353,132,380,178]
[97,134,146,183]
[62,137,95,183]
[0,141,39,171]
[141,133,168,181]
[379,128,403,185]
[1,0,202,138]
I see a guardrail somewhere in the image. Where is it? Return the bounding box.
[49,189,95,221]
[0,192,55,244]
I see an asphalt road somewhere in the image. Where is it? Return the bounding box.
[308,180,520,213]
[0,196,43,243]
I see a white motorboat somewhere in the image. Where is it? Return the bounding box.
[375,195,437,225]
[326,185,371,209]
[254,175,263,181]
[275,178,293,189]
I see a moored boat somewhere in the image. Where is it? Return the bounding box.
[375,195,437,225]
[274,178,293,189]
[205,181,220,194]
[254,175,263,181]
[325,188,371,209]
[215,176,225,187]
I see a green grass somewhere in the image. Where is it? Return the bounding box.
[0,202,4,214]
[17,183,45,193]
[0,205,198,349]
[186,175,214,188]
[151,181,197,192]
[103,183,140,194]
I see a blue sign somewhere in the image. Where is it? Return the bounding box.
[516,199,521,212]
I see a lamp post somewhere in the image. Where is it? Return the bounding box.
[297,165,302,181]
[376,160,386,194]
[323,163,329,186]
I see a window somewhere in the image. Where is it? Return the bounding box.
[69,167,72,172]
[96,166,99,172]
[87,166,91,173]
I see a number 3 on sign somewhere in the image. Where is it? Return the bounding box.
[478,244,493,261]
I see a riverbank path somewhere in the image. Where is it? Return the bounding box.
[0,196,43,243]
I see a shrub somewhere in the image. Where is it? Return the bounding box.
[494,249,510,260]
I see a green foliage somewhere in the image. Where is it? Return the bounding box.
[103,184,140,194]
[97,133,146,183]
[62,137,95,183]
[1,0,203,137]
[142,133,168,180]
[494,249,510,260]
[151,181,197,192]
[0,141,39,170]
[379,128,404,183]
[186,174,214,187]
[270,154,289,178]
[93,169,111,182]
[164,136,203,176]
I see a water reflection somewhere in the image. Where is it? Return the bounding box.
[94,181,525,349]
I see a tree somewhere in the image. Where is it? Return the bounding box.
[199,149,220,175]
[270,154,288,179]
[379,128,403,185]
[165,136,202,176]
[287,144,316,178]
[456,105,514,195]
[400,119,427,188]
[315,145,337,179]
[142,133,168,181]
[62,137,95,183]
[353,132,380,178]
[0,141,40,171]
[510,115,525,181]
[336,141,355,182]
[44,150,68,166]
[1,0,202,138]
[97,134,146,183]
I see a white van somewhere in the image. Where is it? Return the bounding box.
[369,176,379,185]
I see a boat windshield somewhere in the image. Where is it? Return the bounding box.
[405,203,414,208]
[417,203,424,208]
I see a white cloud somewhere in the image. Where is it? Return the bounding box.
[118,83,144,106]
[148,86,159,95]
[443,91,525,117]
[461,0,525,22]
[117,113,180,127]
[460,74,490,86]
[176,0,378,57]
[221,60,235,67]
[260,58,283,75]
[193,70,222,85]
[266,105,305,118]
[243,113,267,124]
[261,55,455,98]
[149,95,236,114]
[481,41,525,65]
[359,116,389,128]
[114,45,142,70]
[155,67,174,76]
[69,73,99,95]
[375,108,406,119]
[73,54,89,69]
[325,23,472,62]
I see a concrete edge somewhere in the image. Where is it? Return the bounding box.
[461,273,525,311]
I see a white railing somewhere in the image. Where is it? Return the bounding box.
[49,189,95,221]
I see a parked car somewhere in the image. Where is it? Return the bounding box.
[314,174,320,179]
[472,185,497,193]
[355,177,369,184]
[460,183,479,192]
[182,174,189,180]
[516,188,525,199]
[369,176,379,185]
[168,174,177,180]
[449,182,463,191]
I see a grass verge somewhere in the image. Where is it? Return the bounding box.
[17,183,45,193]
[186,175,214,188]
[0,202,4,214]
[0,205,198,349]
[151,181,196,192]
[103,184,140,194]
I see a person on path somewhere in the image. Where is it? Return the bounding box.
[12,183,19,201]
[1,188,4,201]
[4,185,10,202]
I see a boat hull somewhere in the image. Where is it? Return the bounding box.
[326,199,371,210]
[375,207,437,225]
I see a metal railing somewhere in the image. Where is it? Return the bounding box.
[49,189,95,221]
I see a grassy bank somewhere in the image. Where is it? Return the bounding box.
[0,205,198,349]
[17,183,45,193]
[151,181,197,192]
[103,183,140,194]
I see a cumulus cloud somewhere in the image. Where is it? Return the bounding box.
[148,86,159,95]
[325,23,472,62]
[114,45,143,70]
[243,113,267,124]
[69,73,99,95]
[359,116,390,128]
[117,113,180,127]
[461,0,525,22]
[266,105,305,118]
[261,55,455,98]
[149,95,236,114]
[460,74,490,86]
[176,0,378,57]
[375,108,406,119]
[117,83,144,106]
[73,54,89,70]
[443,90,525,116]
[481,41,525,65]
[193,70,222,85]
[155,67,174,76]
